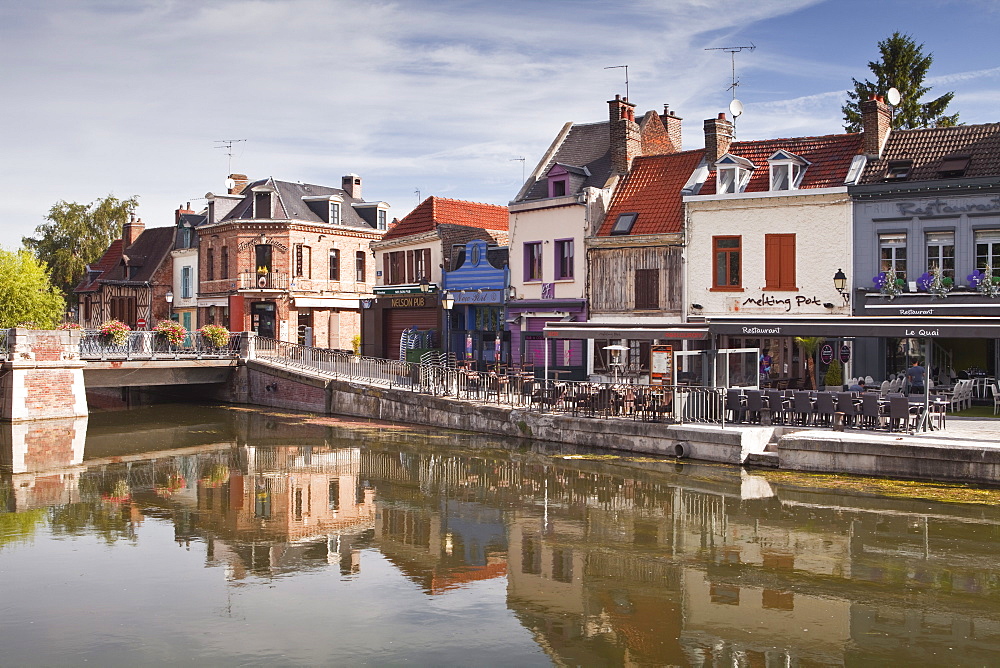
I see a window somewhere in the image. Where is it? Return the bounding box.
[220,246,228,279]
[715,155,754,194]
[975,230,1000,273]
[611,212,638,236]
[179,226,192,248]
[549,177,567,197]
[329,249,340,280]
[330,201,341,225]
[713,236,742,289]
[206,247,215,281]
[295,244,311,278]
[634,268,659,309]
[181,266,192,299]
[926,232,955,279]
[378,209,387,231]
[524,242,543,281]
[879,233,907,280]
[355,251,366,283]
[384,251,406,285]
[938,155,970,178]
[884,160,913,181]
[555,239,574,279]
[412,248,430,282]
[764,234,796,290]
[767,151,808,191]
[255,244,272,274]
[254,191,271,218]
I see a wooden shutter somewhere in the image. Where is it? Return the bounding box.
[765,234,796,289]
[383,254,391,284]
[634,268,659,309]
[778,234,795,289]
[765,235,779,289]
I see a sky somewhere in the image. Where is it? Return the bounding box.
[1,0,998,250]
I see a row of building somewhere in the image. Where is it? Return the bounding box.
[75,93,1000,385]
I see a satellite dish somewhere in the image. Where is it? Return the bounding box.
[729,98,744,118]
[225,178,236,190]
[886,87,901,106]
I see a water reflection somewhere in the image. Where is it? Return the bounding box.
[2,408,1000,665]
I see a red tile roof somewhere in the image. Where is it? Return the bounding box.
[599,150,705,236]
[699,133,863,195]
[860,123,1000,183]
[382,197,508,242]
[74,239,124,293]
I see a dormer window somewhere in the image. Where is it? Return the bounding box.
[547,164,571,198]
[884,160,913,181]
[714,154,755,194]
[329,201,341,225]
[253,190,272,218]
[378,209,387,230]
[767,150,809,191]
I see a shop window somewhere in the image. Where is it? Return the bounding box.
[976,230,1000,273]
[713,236,742,289]
[329,249,340,281]
[926,231,955,279]
[555,239,573,279]
[764,234,796,290]
[634,268,659,309]
[879,233,907,281]
[524,242,543,282]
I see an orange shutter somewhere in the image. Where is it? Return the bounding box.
[779,234,796,289]
[765,235,779,289]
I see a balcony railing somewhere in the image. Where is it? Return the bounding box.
[238,271,289,290]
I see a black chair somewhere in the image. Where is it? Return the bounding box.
[887,395,920,432]
[764,389,790,424]
[814,392,837,426]
[835,392,861,427]
[743,390,764,423]
[860,394,884,429]
[725,389,746,423]
[792,391,814,426]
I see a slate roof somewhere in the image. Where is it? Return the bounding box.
[99,227,175,283]
[859,123,1000,184]
[178,212,207,227]
[74,239,123,293]
[518,122,613,202]
[220,177,378,230]
[699,133,863,196]
[381,197,508,242]
[599,150,705,237]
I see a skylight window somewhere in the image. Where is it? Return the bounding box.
[611,212,638,235]
[844,155,867,185]
[937,155,970,178]
[884,160,913,181]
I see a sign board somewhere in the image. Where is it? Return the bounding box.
[650,345,673,386]
[840,344,851,364]
[820,343,834,365]
[452,289,503,305]
[136,317,147,328]
[373,285,437,296]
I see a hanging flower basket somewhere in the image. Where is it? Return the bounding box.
[200,324,230,349]
[873,268,904,301]
[99,319,131,345]
[153,319,187,346]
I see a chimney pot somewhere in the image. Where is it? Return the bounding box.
[718,112,727,120]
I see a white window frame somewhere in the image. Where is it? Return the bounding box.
[975,230,1000,273]
[330,201,341,225]
[879,233,907,281]
[926,231,955,279]
[181,266,192,299]
[767,150,809,191]
[714,155,755,194]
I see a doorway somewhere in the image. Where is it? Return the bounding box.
[252,301,277,339]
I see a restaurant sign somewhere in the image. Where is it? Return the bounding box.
[380,295,438,309]
[452,289,503,305]
[373,285,438,295]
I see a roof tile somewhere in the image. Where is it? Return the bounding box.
[382,197,508,242]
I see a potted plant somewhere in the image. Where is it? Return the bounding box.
[917,266,953,299]
[99,319,131,346]
[200,323,230,349]
[824,357,843,392]
[968,266,1000,298]
[873,267,904,300]
[153,319,187,346]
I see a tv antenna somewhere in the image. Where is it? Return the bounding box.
[414,188,421,204]
[704,43,756,99]
[214,139,246,173]
[604,64,629,100]
[511,156,525,183]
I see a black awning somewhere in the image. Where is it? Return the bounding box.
[708,316,1000,339]
[543,323,710,340]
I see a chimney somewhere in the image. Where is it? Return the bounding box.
[228,173,249,194]
[608,95,641,174]
[860,95,891,157]
[175,203,194,225]
[660,104,683,153]
[342,174,362,200]
[704,112,734,165]
[123,214,144,248]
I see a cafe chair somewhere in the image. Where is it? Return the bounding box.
[725,389,746,423]
[860,393,884,430]
[887,395,921,432]
[814,392,838,426]
[835,392,861,427]
[764,389,790,424]
[792,391,814,426]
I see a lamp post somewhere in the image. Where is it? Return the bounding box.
[165,290,174,321]
[833,268,849,307]
[441,290,454,355]
[418,276,430,293]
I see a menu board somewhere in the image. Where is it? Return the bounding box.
[650,345,673,385]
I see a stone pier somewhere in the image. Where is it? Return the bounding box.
[1,328,88,421]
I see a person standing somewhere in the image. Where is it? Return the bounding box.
[759,348,773,384]
[906,360,926,395]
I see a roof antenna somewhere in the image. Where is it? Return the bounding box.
[704,43,755,137]
[414,188,421,204]
[604,64,629,100]
[510,157,525,183]
[214,139,246,174]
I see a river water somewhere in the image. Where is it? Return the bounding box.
[2,404,1000,666]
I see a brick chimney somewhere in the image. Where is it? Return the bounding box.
[860,95,891,157]
[175,202,194,225]
[660,104,683,154]
[342,174,362,200]
[228,173,249,194]
[704,113,734,165]
[609,95,641,174]
[122,214,144,248]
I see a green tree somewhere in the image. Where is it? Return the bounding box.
[0,249,66,328]
[22,195,138,301]
[794,337,825,391]
[843,32,959,132]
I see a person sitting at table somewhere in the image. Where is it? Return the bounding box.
[848,379,866,393]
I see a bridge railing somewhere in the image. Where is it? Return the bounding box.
[80,330,244,360]
[254,337,416,388]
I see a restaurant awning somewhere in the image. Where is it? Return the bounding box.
[543,322,710,340]
[708,316,1000,339]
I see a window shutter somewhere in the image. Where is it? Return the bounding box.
[779,234,796,289]
[764,235,779,289]
[383,254,391,284]
[635,269,659,309]
[406,250,414,283]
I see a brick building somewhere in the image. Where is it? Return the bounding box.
[197,174,389,348]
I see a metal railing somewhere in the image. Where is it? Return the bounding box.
[0,328,9,358]
[79,330,243,360]
[252,337,724,424]
[238,271,288,290]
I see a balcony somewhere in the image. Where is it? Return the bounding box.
[239,271,289,291]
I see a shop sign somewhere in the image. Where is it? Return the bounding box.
[374,285,435,295]
[742,293,823,312]
[452,290,503,305]
[895,196,1000,217]
[840,345,851,364]
[820,343,834,365]
[385,295,436,309]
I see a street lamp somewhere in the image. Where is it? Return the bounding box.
[165,289,174,321]
[441,291,454,311]
[833,268,848,293]
[418,276,430,293]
